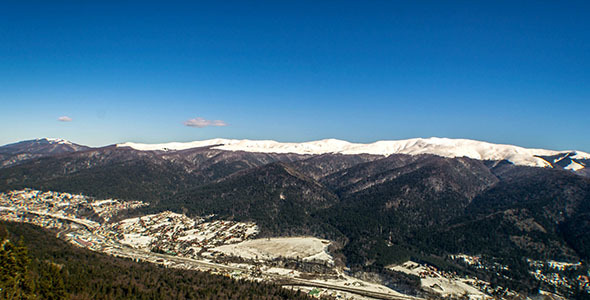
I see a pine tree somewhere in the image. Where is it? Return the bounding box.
[0,235,35,299]
[38,262,67,300]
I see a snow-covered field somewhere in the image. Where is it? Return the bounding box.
[212,237,333,265]
[389,261,489,299]
[109,212,258,256]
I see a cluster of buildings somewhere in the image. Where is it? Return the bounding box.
[1,189,92,220]
[451,254,484,269]
[0,209,70,231]
[527,259,582,271]
[451,254,510,274]
[64,228,108,251]
[389,260,518,300]
[90,198,148,222]
[449,255,589,297]
[0,189,147,223]
[102,211,259,259]
[0,189,259,261]
[0,189,98,232]
[527,259,588,293]
[0,189,150,252]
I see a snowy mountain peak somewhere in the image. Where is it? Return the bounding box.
[37,138,73,145]
[0,138,91,168]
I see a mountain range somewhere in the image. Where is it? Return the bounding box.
[1,137,589,295]
[118,137,590,169]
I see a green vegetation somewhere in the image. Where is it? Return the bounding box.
[0,227,66,299]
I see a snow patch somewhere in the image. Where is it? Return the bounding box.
[565,160,585,171]
[121,233,154,248]
[91,199,117,206]
[39,138,73,145]
[389,261,488,299]
[572,151,590,160]
[212,237,333,265]
[117,139,234,151]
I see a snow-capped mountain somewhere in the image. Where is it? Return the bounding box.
[0,138,89,154]
[117,137,590,168]
[0,138,91,168]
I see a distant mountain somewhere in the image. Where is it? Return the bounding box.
[0,138,91,168]
[118,137,590,171]
[0,145,305,203]
[0,138,90,155]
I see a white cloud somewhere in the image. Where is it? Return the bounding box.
[57,116,73,122]
[183,117,228,128]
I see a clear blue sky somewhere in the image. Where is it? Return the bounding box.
[1,1,589,151]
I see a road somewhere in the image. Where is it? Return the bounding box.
[19,208,99,230]
[282,279,421,300]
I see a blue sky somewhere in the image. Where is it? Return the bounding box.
[1,1,589,151]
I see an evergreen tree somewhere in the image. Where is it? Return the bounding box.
[0,235,34,299]
[38,262,67,300]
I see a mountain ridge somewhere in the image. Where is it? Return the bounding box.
[2,137,589,173]
[0,138,92,168]
[117,137,590,169]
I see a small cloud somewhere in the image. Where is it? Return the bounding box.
[57,116,72,122]
[183,117,228,128]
